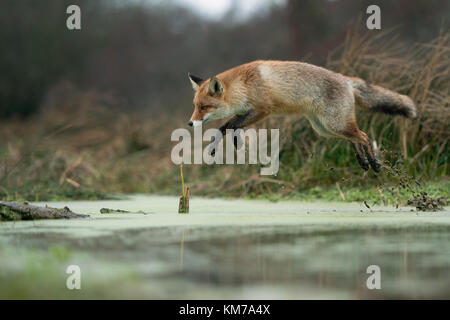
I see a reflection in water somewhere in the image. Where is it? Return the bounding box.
[179,228,185,270]
[168,225,450,299]
[4,223,450,299]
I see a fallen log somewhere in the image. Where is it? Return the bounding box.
[0,201,90,221]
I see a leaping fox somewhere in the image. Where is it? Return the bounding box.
[187,60,417,172]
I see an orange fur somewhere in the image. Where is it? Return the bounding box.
[188,60,416,172]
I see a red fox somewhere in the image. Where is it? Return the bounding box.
[187,60,417,172]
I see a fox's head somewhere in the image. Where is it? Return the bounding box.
[187,73,233,127]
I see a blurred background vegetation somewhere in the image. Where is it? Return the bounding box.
[0,0,448,203]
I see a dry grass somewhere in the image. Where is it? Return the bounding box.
[0,83,181,200]
[0,29,448,201]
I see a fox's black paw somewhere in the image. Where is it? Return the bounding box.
[370,159,381,173]
[361,162,370,171]
[356,153,370,171]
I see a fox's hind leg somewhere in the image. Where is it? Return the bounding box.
[351,134,381,172]
[352,142,370,171]
[362,140,381,173]
[311,88,381,172]
[354,129,381,173]
[342,121,380,172]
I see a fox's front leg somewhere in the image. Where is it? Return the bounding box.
[230,110,269,130]
[227,111,253,150]
[209,114,246,156]
[212,110,268,154]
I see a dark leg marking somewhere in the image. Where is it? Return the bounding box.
[353,143,369,171]
[210,110,268,155]
[363,144,381,173]
[230,112,251,149]
[209,114,248,156]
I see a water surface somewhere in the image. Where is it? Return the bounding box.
[0,195,449,299]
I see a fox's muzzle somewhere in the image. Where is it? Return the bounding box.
[188,120,203,127]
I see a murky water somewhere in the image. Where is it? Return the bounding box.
[0,195,449,299]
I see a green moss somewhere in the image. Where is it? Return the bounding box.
[254,180,449,206]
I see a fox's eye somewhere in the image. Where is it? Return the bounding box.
[200,106,207,111]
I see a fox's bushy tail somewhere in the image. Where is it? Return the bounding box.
[347,77,417,119]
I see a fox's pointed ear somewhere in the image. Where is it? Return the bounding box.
[208,77,224,96]
[188,73,204,91]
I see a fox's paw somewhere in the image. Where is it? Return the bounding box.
[355,153,370,171]
[360,161,370,171]
[369,158,381,173]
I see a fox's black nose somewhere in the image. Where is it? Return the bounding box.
[188,121,193,127]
